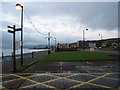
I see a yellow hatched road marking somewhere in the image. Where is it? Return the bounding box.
[19,73,80,89]
[68,73,111,89]
[45,73,81,83]
[19,83,42,89]
[19,74,63,88]
[2,73,118,89]
[10,74,60,90]
[12,73,113,89]
[2,74,11,78]
[84,73,118,81]
[3,73,47,84]
[43,77,62,83]
[88,83,114,89]
[47,73,80,79]
[2,78,21,84]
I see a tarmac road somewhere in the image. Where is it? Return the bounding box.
[94,49,120,56]
[2,60,119,89]
[23,60,119,73]
[1,50,120,89]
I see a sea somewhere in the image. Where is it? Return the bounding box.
[0,48,48,57]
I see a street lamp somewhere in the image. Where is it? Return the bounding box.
[83,28,88,51]
[54,37,56,51]
[16,3,23,66]
[45,32,52,54]
[16,3,23,10]
[99,34,102,40]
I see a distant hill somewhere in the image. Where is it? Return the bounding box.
[24,45,47,49]
[34,45,47,49]
[100,38,120,42]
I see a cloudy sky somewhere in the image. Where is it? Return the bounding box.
[1,1,119,48]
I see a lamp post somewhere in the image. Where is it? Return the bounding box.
[45,32,52,54]
[99,34,103,48]
[54,37,56,51]
[99,34,102,40]
[16,3,23,66]
[83,28,88,51]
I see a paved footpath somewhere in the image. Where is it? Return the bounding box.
[2,51,48,74]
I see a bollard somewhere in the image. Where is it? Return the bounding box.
[2,52,4,58]
[48,50,51,55]
[32,52,34,58]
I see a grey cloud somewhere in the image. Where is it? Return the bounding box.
[23,2,118,30]
[2,2,118,48]
[2,2,118,30]
[2,30,12,49]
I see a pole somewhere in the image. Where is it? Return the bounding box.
[2,52,4,59]
[21,7,23,66]
[83,30,85,51]
[83,29,88,51]
[32,52,34,58]
[13,25,16,72]
[8,24,21,72]
[48,32,50,49]
[54,37,56,52]
[54,37,56,48]
[48,32,51,54]
[99,34,102,40]
[101,34,102,40]
[45,32,52,54]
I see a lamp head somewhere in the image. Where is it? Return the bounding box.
[16,3,23,10]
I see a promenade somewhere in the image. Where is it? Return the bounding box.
[2,51,48,73]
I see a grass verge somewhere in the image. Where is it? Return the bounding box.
[16,59,39,72]
[41,51,118,61]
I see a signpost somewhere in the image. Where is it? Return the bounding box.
[7,25,21,72]
[8,25,16,72]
